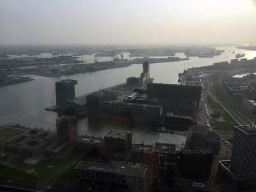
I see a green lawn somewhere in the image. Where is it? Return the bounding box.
[207,95,236,131]
[207,96,223,111]
[0,128,27,145]
[212,121,235,131]
[0,163,39,183]
[5,155,82,186]
[227,139,233,144]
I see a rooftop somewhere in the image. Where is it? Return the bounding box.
[165,112,193,120]
[44,141,71,152]
[104,101,162,109]
[199,148,213,154]
[236,125,256,134]
[75,161,147,177]
[57,115,76,122]
[104,128,132,140]
[154,142,176,154]
[181,149,201,154]
[76,136,103,145]
[56,79,77,85]
[132,144,154,153]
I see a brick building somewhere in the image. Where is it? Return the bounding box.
[56,116,77,143]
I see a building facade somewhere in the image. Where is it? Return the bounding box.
[180,148,213,179]
[104,101,163,123]
[56,116,77,143]
[104,129,132,161]
[75,161,150,192]
[230,125,256,189]
[147,83,201,106]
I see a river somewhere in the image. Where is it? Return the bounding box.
[1,46,255,147]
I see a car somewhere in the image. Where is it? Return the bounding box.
[225,141,228,144]
[192,182,204,187]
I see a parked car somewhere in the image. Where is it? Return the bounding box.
[192,182,204,187]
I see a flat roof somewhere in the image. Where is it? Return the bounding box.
[76,136,103,145]
[181,149,200,154]
[154,142,176,154]
[165,113,193,120]
[44,141,71,152]
[132,144,154,153]
[75,161,147,178]
[104,128,132,140]
[104,101,162,109]
[236,125,256,134]
[56,115,76,122]
[20,139,46,150]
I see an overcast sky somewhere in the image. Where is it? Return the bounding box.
[1,0,256,45]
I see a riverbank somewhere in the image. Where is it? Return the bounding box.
[35,57,188,77]
[0,77,34,87]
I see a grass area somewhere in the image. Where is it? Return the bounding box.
[0,163,38,183]
[211,121,235,131]
[207,96,223,111]
[0,128,27,145]
[213,84,254,124]
[227,139,233,144]
[207,95,237,131]
[5,155,82,186]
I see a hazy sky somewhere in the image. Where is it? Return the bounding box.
[1,0,256,45]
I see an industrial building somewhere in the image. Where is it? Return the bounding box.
[3,129,57,157]
[126,62,152,86]
[75,161,150,192]
[180,148,213,179]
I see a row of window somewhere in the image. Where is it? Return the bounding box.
[76,170,143,186]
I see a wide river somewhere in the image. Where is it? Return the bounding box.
[1,46,256,148]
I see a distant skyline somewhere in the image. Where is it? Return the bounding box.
[1,0,256,45]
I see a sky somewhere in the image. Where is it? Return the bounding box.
[1,0,256,45]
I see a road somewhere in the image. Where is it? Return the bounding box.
[206,75,243,126]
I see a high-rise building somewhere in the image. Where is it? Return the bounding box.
[55,79,77,108]
[230,125,256,188]
[180,148,213,179]
[143,61,150,78]
[56,116,77,143]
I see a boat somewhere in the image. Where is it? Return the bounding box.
[236,53,245,58]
